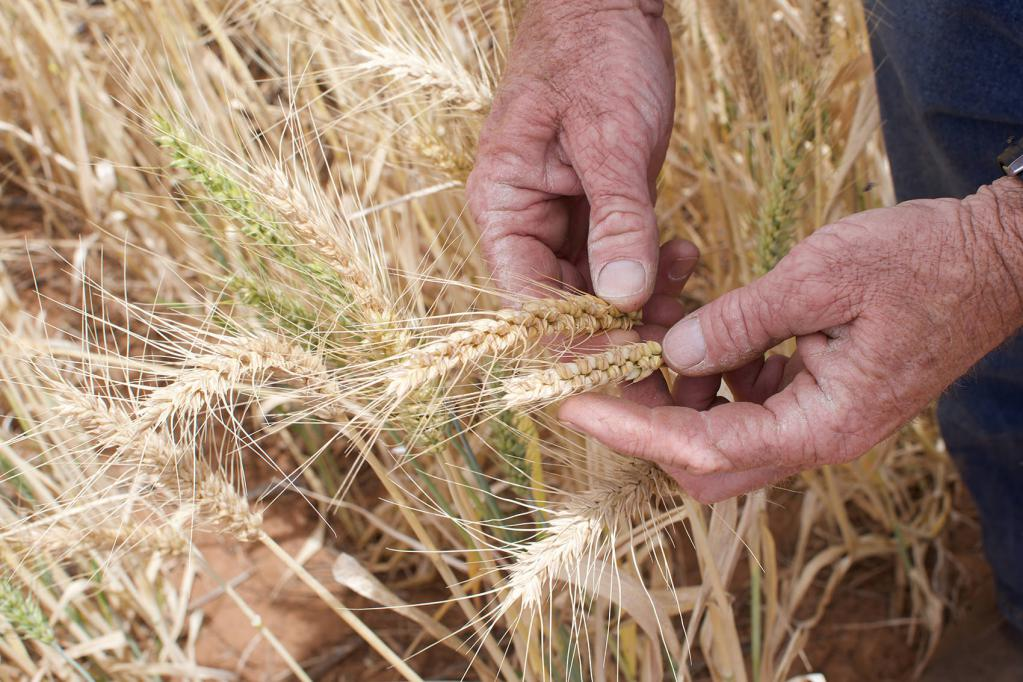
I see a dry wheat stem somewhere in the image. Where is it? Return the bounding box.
[386,295,641,396]
[503,341,663,407]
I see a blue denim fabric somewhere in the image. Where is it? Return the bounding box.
[864,1,1023,631]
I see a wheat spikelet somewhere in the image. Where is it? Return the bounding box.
[503,341,662,408]
[387,295,640,396]
[503,462,673,611]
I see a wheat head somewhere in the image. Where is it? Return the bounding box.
[503,341,663,408]
[387,294,640,397]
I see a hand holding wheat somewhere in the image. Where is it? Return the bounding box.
[467,0,676,312]
[562,179,1023,501]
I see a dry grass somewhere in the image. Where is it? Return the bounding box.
[0,1,958,680]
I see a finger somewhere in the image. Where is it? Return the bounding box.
[661,465,798,503]
[629,322,723,409]
[782,351,804,387]
[644,295,686,328]
[468,84,583,299]
[654,239,700,297]
[561,113,661,312]
[559,366,839,475]
[643,240,697,327]
[671,373,722,411]
[660,254,858,375]
[724,354,788,404]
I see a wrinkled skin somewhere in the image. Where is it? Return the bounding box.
[560,180,1023,501]
[468,0,1023,502]
[467,0,675,312]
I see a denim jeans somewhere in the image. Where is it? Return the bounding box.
[865,1,1023,630]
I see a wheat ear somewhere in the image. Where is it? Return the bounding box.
[257,168,388,317]
[61,391,262,541]
[0,579,54,644]
[503,461,673,610]
[4,519,189,557]
[135,334,337,432]
[387,295,640,396]
[503,341,662,408]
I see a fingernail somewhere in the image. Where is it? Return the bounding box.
[667,257,697,282]
[596,259,647,301]
[663,317,706,370]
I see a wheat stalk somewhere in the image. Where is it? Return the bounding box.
[387,295,640,396]
[502,341,663,408]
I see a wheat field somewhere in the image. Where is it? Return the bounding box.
[0,1,964,680]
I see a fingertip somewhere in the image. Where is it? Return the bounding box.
[662,316,709,374]
[593,258,653,312]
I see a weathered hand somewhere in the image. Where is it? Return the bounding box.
[561,179,1023,502]
[467,0,675,312]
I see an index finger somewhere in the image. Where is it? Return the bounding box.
[558,375,824,475]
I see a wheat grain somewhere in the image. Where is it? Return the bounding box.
[502,341,662,408]
[387,295,640,396]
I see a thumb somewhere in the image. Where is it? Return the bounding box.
[661,269,851,375]
[567,120,660,312]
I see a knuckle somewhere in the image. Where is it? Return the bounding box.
[589,207,653,240]
[703,289,763,364]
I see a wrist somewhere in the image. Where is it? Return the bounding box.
[960,177,1023,335]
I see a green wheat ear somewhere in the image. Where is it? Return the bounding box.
[753,83,825,276]
[0,579,54,644]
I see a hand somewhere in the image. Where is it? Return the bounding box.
[560,179,1023,502]
[468,0,676,312]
